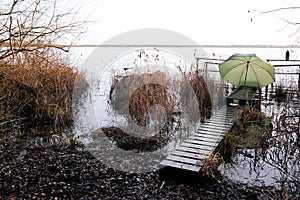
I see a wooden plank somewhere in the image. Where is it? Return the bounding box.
[206,117,233,122]
[165,155,202,165]
[201,120,233,126]
[171,150,208,159]
[206,119,233,124]
[205,125,232,131]
[197,131,224,138]
[202,125,232,131]
[175,146,212,154]
[194,133,223,139]
[190,134,221,140]
[185,139,219,147]
[160,160,201,172]
[199,125,226,130]
[203,123,232,129]
[212,113,236,117]
[210,117,234,121]
[214,111,235,115]
[217,108,235,113]
[181,142,215,151]
[198,127,226,133]
[213,109,235,114]
[206,119,233,125]
[200,125,229,131]
[189,135,221,142]
[210,117,235,122]
[197,129,224,136]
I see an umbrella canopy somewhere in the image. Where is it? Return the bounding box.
[219,53,275,89]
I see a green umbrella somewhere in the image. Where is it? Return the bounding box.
[218,53,275,89]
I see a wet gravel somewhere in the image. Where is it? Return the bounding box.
[0,136,289,199]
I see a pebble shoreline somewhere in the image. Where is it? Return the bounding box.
[0,138,292,200]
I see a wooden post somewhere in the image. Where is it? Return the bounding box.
[298,65,300,96]
[271,83,274,94]
[205,62,208,80]
[265,85,268,100]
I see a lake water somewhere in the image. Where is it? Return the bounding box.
[70,46,299,187]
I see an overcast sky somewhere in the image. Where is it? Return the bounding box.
[74,0,300,45]
[67,0,300,62]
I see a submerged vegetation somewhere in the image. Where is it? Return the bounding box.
[217,105,273,161]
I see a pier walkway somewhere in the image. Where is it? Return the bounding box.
[160,106,236,172]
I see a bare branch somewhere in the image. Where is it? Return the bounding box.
[0,0,88,61]
[250,6,300,39]
[260,6,300,14]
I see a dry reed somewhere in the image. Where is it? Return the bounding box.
[110,71,175,127]
[0,51,87,131]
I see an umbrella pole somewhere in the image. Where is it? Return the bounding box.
[258,89,262,111]
[243,61,250,87]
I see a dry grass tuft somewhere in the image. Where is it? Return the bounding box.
[201,153,224,180]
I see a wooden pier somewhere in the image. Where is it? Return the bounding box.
[160,106,236,172]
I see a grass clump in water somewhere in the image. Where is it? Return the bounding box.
[218,105,273,160]
[102,127,169,152]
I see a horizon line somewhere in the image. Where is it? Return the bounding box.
[2,44,300,48]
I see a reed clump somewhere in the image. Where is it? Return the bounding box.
[110,71,175,127]
[0,52,87,131]
[110,68,213,127]
[129,83,172,127]
[189,71,212,122]
[218,105,272,160]
[108,68,213,149]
